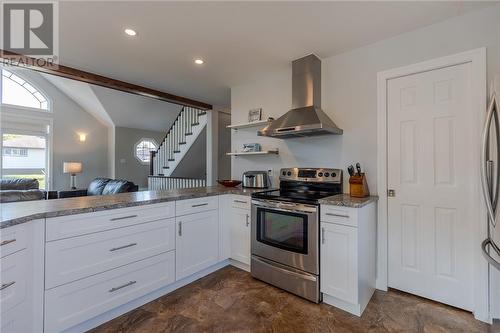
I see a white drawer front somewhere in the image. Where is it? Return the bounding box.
[0,250,28,315]
[230,195,251,210]
[46,218,175,289]
[321,205,358,227]
[46,202,175,241]
[45,251,175,333]
[1,300,31,333]
[0,223,28,258]
[175,196,218,216]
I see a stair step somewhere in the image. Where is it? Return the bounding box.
[168,159,175,161]
[173,150,180,153]
[192,123,200,126]
[179,142,186,145]
[162,166,170,169]
[186,133,193,136]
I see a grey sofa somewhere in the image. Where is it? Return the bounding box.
[57,178,139,199]
[0,178,46,203]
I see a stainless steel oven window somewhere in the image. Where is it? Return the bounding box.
[256,207,308,254]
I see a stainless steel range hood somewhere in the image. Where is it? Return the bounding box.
[258,54,343,138]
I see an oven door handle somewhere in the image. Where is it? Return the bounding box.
[252,199,317,214]
[254,204,314,214]
[252,256,318,282]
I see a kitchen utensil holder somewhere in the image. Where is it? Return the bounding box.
[349,173,370,198]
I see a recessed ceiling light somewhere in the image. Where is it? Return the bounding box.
[194,59,204,65]
[124,28,137,36]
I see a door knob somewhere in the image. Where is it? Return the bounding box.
[388,189,396,197]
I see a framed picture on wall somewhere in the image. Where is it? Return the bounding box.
[248,108,262,122]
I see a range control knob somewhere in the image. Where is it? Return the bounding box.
[332,172,336,177]
[318,172,323,177]
[282,171,286,176]
[324,172,330,177]
[287,171,292,176]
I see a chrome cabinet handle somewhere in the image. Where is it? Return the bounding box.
[109,243,137,252]
[178,221,182,236]
[110,215,138,221]
[234,200,247,204]
[246,214,250,227]
[0,239,16,246]
[321,228,326,244]
[108,280,136,293]
[192,203,208,208]
[0,281,15,291]
[325,212,349,218]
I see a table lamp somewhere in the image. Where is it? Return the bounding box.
[63,162,82,189]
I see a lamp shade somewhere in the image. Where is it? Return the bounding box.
[63,162,82,174]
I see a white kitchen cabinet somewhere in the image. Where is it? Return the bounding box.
[46,202,175,241]
[219,195,252,268]
[320,202,376,316]
[0,220,44,333]
[176,209,219,280]
[45,218,176,289]
[45,251,175,333]
[321,222,358,304]
[230,207,251,266]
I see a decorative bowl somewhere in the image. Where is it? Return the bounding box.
[217,180,242,187]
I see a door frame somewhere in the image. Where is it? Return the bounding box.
[376,48,489,322]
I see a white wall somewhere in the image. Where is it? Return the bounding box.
[231,5,500,194]
[2,69,110,190]
[114,127,164,189]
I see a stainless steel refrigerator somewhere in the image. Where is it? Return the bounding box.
[480,93,500,319]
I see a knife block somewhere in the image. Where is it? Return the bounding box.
[349,173,370,198]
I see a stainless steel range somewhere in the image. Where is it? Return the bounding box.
[251,167,342,303]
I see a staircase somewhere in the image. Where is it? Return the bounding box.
[149,106,208,190]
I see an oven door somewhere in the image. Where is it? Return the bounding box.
[251,199,318,274]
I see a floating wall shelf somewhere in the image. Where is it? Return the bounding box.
[227,119,273,130]
[226,149,279,157]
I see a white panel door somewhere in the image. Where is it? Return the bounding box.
[176,210,219,280]
[387,63,475,310]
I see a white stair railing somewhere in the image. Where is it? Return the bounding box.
[149,106,208,190]
[148,176,206,190]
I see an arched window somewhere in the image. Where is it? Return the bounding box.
[134,138,157,164]
[1,69,49,110]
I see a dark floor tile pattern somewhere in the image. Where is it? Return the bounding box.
[91,266,490,333]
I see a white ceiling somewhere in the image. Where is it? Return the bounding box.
[41,73,182,131]
[58,1,493,108]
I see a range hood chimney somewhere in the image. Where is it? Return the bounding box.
[258,54,343,138]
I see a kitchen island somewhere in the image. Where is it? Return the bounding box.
[0,187,377,332]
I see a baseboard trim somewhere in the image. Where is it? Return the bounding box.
[323,294,362,317]
[229,259,250,272]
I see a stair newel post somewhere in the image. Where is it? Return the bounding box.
[167,131,171,162]
[181,110,186,143]
[174,121,178,153]
[149,151,155,175]
[185,108,189,135]
[162,140,166,173]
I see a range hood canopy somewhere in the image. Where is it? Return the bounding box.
[258,54,343,138]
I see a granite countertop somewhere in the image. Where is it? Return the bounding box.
[318,194,378,208]
[0,185,266,229]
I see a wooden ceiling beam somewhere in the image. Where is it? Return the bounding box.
[0,50,212,110]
